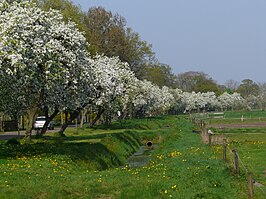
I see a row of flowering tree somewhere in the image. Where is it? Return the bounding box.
[0,1,247,138]
[180,91,246,113]
[0,1,176,138]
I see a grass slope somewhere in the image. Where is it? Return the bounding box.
[0,116,248,198]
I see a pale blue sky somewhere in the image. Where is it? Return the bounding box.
[72,0,266,84]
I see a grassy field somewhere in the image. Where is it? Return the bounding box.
[0,115,254,198]
[203,110,266,198]
[224,110,266,119]
[194,110,266,125]
[221,133,266,198]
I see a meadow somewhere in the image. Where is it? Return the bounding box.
[0,115,256,198]
[204,110,266,198]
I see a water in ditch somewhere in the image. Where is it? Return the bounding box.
[126,145,157,168]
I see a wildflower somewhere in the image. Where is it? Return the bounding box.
[168,151,182,158]
[171,185,177,190]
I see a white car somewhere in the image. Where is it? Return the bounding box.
[34,116,54,130]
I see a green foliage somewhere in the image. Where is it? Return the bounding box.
[85,7,155,78]
[38,0,86,31]
[176,71,222,95]
[143,63,177,88]
[237,79,260,98]
[192,75,222,96]
[38,1,155,80]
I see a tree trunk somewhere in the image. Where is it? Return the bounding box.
[57,111,68,136]
[40,108,59,135]
[80,108,88,129]
[58,122,68,136]
[90,107,104,127]
[61,111,64,126]
[122,110,128,120]
[103,111,112,126]
[58,109,81,136]
[25,107,38,139]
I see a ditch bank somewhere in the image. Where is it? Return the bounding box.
[126,143,158,168]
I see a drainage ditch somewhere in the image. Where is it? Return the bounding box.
[126,143,157,168]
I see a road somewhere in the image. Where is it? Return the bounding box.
[0,128,60,140]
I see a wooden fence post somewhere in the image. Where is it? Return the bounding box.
[247,172,254,199]
[232,149,239,175]
[208,133,212,145]
[223,139,227,161]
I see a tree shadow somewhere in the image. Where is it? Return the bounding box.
[0,131,142,170]
[90,116,167,131]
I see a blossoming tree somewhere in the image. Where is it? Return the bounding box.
[130,80,174,117]
[88,55,136,126]
[0,0,91,137]
[217,92,246,111]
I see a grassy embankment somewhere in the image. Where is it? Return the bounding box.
[0,115,248,198]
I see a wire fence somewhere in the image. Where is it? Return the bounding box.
[191,117,266,198]
[226,144,266,198]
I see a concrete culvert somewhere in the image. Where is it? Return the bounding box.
[146,141,153,147]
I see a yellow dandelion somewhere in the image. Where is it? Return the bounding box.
[171,185,177,189]
[97,178,102,183]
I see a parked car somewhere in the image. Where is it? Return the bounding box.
[33,116,54,130]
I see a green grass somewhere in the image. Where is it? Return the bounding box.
[213,127,266,134]
[202,110,266,198]
[0,116,251,198]
[225,133,266,197]
[209,110,266,124]
[208,117,266,124]
[192,110,266,125]
[224,110,266,119]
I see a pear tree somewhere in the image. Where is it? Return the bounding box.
[0,0,91,137]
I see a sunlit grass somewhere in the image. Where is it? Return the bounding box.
[0,115,252,198]
[224,110,266,119]
[205,110,266,198]
[226,133,266,188]
[214,127,266,134]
